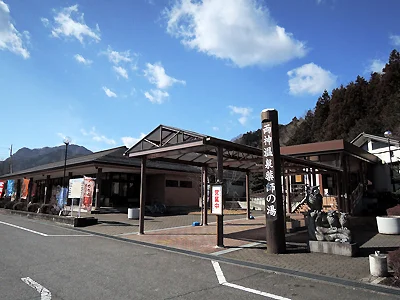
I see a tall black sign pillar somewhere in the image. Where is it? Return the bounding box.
[261,109,286,254]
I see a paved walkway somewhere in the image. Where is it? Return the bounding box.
[79,212,400,283]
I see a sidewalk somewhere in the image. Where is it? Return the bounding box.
[80,212,400,283]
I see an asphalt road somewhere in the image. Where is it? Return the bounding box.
[0,213,399,300]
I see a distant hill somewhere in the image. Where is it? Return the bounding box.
[234,117,303,147]
[234,49,400,149]
[0,145,92,176]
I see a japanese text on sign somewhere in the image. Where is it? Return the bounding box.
[262,122,277,219]
[211,185,223,215]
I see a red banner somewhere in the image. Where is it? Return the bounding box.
[21,178,30,200]
[82,177,95,212]
[0,181,4,198]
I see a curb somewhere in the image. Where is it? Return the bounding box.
[0,208,98,227]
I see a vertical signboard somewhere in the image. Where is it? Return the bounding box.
[82,176,95,212]
[68,178,84,199]
[0,181,4,198]
[262,122,277,220]
[211,184,223,215]
[21,178,30,200]
[261,109,286,254]
[7,180,15,199]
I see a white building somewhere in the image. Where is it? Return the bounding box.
[351,132,400,192]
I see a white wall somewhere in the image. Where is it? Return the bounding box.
[370,146,400,164]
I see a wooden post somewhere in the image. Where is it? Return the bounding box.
[44,175,51,204]
[27,177,33,202]
[246,171,251,219]
[342,155,350,213]
[285,174,291,213]
[261,109,286,254]
[95,168,103,209]
[16,179,21,200]
[216,146,224,247]
[139,157,147,234]
[203,166,208,226]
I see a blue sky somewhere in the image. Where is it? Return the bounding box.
[0,0,399,158]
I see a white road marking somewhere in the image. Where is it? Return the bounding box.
[0,221,48,236]
[211,260,227,284]
[211,260,291,300]
[46,234,93,237]
[0,220,92,237]
[21,277,52,300]
[212,242,261,256]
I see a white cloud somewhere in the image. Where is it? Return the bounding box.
[0,0,30,58]
[81,126,116,145]
[390,34,400,46]
[228,105,252,125]
[287,63,337,96]
[121,133,146,148]
[102,45,133,65]
[41,17,49,27]
[144,89,169,104]
[164,0,307,68]
[366,59,385,74]
[212,126,219,131]
[113,65,128,79]
[74,54,92,65]
[144,62,185,89]
[102,86,117,98]
[47,4,100,44]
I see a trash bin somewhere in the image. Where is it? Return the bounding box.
[128,208,139,220]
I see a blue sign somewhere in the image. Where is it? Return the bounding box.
[7,180,14,197]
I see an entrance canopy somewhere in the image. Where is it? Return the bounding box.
[124,125,342,174]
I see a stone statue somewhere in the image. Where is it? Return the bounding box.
[307,186,323,211]
[305,185,352,243]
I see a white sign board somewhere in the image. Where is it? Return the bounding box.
[211,185,223,215]
[68,178,84,199]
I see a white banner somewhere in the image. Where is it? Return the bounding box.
[211,184,223,215]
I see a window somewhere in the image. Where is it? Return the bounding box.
[166,180,179,187]
[372,141,389,150]
[180,180,192,188]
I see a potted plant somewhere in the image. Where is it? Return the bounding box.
[377,204,400,234]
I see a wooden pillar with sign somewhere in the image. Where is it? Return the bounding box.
[246,171,251,219]
[211,146,224,247]
[95,167,103,210]
[139,157,147,234]
[261,109,286,254]
[44,175,51,204]
[203,166,208,226]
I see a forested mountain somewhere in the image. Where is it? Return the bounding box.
[235,50,400,148]
[0,145,92,176]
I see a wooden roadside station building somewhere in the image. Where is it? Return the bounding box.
[0,111,382,254]
[124,116,364,253]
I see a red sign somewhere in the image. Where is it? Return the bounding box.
[211,185,223,215]
[0,181,4,198]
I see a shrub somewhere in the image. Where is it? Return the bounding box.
[387,204,400,216]
[388,248,400,279]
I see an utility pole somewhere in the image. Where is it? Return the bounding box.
[9,144,13,174]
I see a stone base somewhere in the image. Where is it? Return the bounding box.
[74,217,98,227]
[309,240,359,257]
